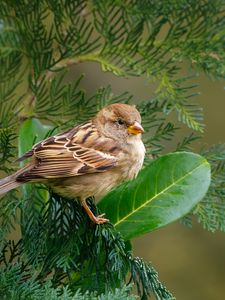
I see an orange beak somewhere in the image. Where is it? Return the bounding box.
[127,121,144,135]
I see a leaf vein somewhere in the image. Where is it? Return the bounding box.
[115,161,208,227]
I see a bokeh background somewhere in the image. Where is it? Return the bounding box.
[68,62,225,300]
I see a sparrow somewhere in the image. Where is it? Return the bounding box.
[0,103,145,224]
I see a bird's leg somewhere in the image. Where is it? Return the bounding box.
[81,198,109,224]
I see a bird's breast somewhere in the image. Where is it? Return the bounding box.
[119,137,145,181]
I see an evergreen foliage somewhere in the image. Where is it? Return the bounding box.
[0,194,174,300]
[0,0,224,299]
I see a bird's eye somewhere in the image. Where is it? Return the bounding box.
[117,118,125,125]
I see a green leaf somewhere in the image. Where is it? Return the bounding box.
[99,152,211,240]
[18,118,53,158]
[18,118,53,198]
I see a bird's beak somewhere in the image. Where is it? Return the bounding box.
[128,121,144,135]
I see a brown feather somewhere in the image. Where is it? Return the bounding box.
[0,175,21,194]
[16,121,118,181]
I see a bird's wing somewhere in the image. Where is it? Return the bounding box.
[16,122,118,181]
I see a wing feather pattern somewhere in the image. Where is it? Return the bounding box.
[16,122,118,181]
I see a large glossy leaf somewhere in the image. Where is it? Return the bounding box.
[98,152,211,240]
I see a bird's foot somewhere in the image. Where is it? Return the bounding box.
[93,213,109,224]
[81,199,109,224]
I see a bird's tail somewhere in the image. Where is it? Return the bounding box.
[0,174,21,195]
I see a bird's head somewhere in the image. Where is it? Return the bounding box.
[94,103,144,142]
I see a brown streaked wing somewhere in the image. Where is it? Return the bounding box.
[17,122,118,180]
[15,122,91,163]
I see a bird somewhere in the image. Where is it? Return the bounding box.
[0,103,145,224]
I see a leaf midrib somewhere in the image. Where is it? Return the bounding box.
[114,161,208,227]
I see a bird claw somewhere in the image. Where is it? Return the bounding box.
[93,213,109,224]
